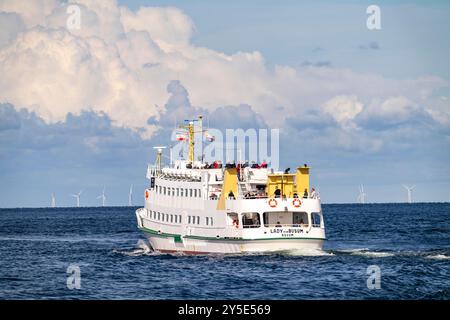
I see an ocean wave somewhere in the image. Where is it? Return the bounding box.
[352,251,395,258]
[112,239,156,256]
[285,248,335,256]
[426,254,450,260]
[334,248,394,257]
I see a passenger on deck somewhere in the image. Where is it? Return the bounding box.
[228,191,235,199]
[274,187,281,198]
[275,221,282,227]
[251,161,260,169]
[299,219,305,227]
[261,160,267,168]
[293,193,299,198]
[303,189,308,198]
[213,161,219,169]
[242,161,249,168]
[237,162,241,181]
[310,188,317,199]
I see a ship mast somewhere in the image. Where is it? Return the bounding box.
[180,115,203,164]
[188,121,195,163]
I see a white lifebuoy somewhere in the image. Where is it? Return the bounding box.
[268,198,278,208]
[292,198,301,207]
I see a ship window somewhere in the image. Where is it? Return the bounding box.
[188,216,191,224]
[242,212,261,228]
[163,187,166,195]
[198,189,202,198]
[197,216,200,224]
[189,189,193,197]
[170,214,173,223]
[176,188,179,196]
[194,189,197,197]
[210,217,213,226]
[157,212,161,220]
[206,217,209,225]
[293,212,309,227]
[180,188,184,197]
[185,188,188,197]
[312,212,321,227]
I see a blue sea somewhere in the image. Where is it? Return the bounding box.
[0,203,449,300]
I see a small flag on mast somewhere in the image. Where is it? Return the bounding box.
[176,132,188,141]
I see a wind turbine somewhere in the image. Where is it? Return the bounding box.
[51,193,56,208]
[402,185,415,203]
[129,184,133,206]
[357,184,366,204]
[71,190,82,207]
[97,188,106,207]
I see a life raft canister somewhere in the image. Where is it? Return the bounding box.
[268,198,278,207]
[292,198,301,207]
[145,190,149,200]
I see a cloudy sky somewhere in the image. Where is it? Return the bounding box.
[0,0,449,207]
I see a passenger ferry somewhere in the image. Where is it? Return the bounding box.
[135,116,326,254]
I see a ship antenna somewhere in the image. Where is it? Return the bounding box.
[153,146,167,172]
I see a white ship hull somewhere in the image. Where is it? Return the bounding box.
[142,231,324,254]
[136,195,326,254]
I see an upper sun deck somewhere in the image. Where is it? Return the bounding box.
[148,159,275,186]
[146,158,316,205]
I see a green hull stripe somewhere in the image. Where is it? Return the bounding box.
[139,227,325,242]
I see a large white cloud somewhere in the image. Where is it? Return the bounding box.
[0,0,448,148]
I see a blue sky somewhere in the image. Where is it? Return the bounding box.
[0,0,449,206]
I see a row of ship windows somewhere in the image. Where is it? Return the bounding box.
[155,185,202,198]
[146,210,214,226]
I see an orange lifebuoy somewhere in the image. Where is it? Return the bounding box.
[145,190,149,200]
[292,198,301,207]
[268,198,278,207]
